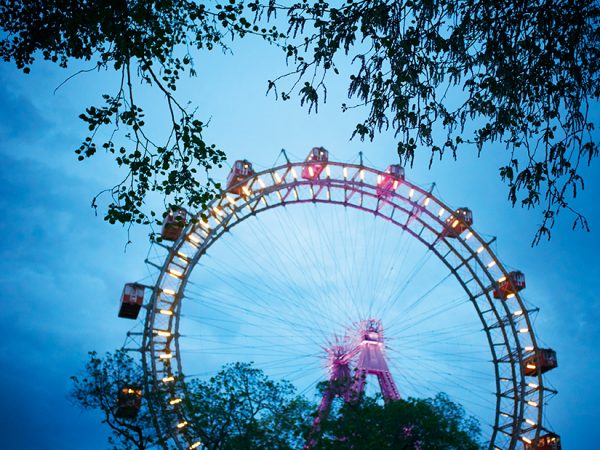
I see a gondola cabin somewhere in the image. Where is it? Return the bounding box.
[524,433,561,450]
[115,386,142,419]
[161,208,187,241]
[118,283,145,319]
[376,164,405,197]
[523,348,558,376]
[442,207,473,238]
[302,147,329,180]
[226,160,254,195]
[493,271,526,299]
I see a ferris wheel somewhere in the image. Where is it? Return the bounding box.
[118,148,560,450]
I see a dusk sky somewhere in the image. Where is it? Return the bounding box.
[1,32,598,449]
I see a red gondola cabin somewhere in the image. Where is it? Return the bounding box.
[226,160,254,195]
[524,433,561,450]
[161,208,187,241]
[523,348,558,376]
[118,283,145,319]
[493,271,526,299]
[442,208,473,238]
[115,386,142,419]
[302,147,329,180]
[376,164,405,197]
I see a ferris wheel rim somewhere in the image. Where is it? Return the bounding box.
[140,159,548,450]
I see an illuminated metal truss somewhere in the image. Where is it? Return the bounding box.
[123,157,558,450]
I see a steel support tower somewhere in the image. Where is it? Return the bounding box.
[305,319,400,448]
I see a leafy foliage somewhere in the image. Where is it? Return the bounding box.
[70,350,158,450]
[71,354,312,450]
[0,0,282,228]
[2,1,599,241]
[71,352,483,450]
[315,393,482,450]
[184,362,313,450]
[275,0,600,243]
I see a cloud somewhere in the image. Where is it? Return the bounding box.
[0,80,50,144]
[0,152,148,449]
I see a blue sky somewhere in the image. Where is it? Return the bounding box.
[0,33,599,449]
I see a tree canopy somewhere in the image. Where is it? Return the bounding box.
[70,350,158,450]
[71,351,483,450]
[315,394,482,450]
[184,362,312,450]
[70,352,312,450]
[2,0,598,241]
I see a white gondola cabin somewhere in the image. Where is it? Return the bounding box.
[493,271,526,299]
[302,147,329,180]
[376,164,405,197]
[226,160,254,195]
[115,386,142,419]
[161,208,187,241]
[118,283,145,319]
